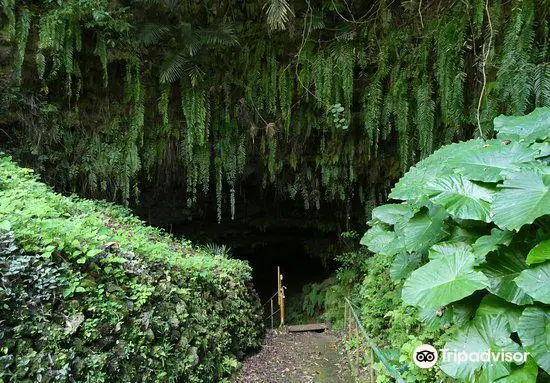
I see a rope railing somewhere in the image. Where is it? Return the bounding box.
[344,297,405,383]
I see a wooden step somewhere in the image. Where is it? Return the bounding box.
[286,323,330,332]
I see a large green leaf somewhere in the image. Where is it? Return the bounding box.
[475,294,523,332]
[428,241,472,260]
[517,306,550,374]
[526,239,550,265]
[369,203,416,225]
[492,167,550,231]
[420,298,477,329]
[360,223,404,256]
[419,305,455,329]
[426,175,494,221]
[389,252,421,281]
[446,141,537,182]
[481,248,533,305]
[440,315,522,381]
[532,141,550,159]
[390,139,486,201]
[402,209,449,254]
[494,107,550,144]
[402,249,489,308]
[514,262,550,304]
[448,224,487,244]
[493,357,538,383]
[471,228,514,264]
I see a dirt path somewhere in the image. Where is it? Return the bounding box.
[232,330,354,383]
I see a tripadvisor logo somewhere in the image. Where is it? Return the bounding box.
[413,344,438,368]
[413,344,529,369]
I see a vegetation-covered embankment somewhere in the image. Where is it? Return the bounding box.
[0,155,263,382]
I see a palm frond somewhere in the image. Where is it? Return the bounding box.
[177,24,203,56]
[187,65,204,87]
[160,52,189,83]
[199,24,238,47]
[136,22,171,46]
[264,0,293,31]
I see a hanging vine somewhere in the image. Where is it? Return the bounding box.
[0,0,548,224]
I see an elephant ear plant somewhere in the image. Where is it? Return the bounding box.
[361,107,550,382]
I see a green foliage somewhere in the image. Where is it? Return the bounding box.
[0,156,263,382]
[517,307,550,374]
[1,0,548,224]
[440,316,522,381]
[361,108,550,381]
[402,249,489,309]
[354,252,451,383]
[526,239,550,265]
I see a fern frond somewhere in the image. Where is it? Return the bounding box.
[1,0,16,40]
[94,36,108,87]
[13,8,31,86]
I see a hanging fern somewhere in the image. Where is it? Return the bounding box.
[158,85,170,134]
[181,85,207,156]
[435,9,468,141]
[95,35,108,88]
[13,8,30,86]
[1,0,16,40]
[2,0,549,225]
[216,162,223,223]
[36,51,45,79]
[278,67,292,135]
[415,79,435,158]
[497,0,535,115]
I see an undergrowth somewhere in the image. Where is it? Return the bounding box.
[0,155,263,382]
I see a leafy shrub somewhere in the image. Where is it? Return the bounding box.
[0,156,263,382]
[289,249,367,327]
[357,252,454,382]
[361,108,550,382]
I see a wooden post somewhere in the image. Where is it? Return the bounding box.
[270,298,274,330]
[277,266,285,327]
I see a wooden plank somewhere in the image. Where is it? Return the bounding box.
[286,323,330,332]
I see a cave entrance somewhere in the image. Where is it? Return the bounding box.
[231,235,330,308]
[133,185,345,324]
[166,220,338,323]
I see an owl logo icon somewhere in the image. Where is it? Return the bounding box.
[413,344,438,368]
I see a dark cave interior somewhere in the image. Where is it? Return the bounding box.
[169,220,337,308]
[133,191,346,320]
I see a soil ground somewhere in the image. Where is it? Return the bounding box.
[232,330,355,383]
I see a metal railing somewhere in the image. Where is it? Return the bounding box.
[344,297,405,383]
